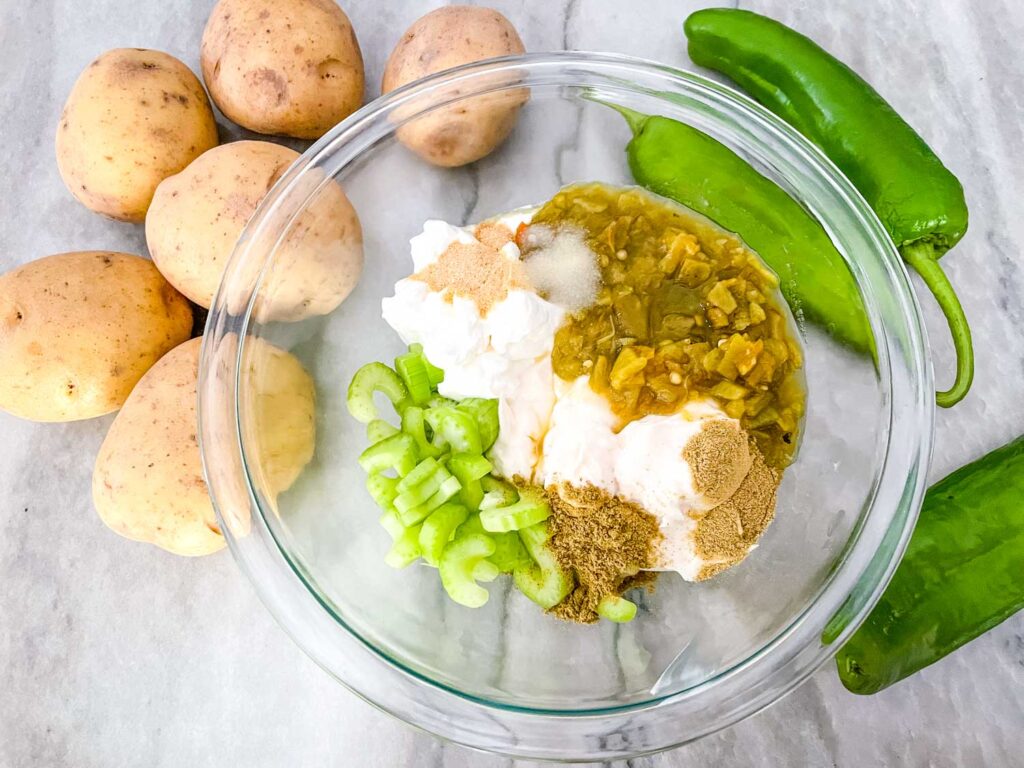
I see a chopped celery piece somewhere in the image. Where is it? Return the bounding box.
[399,475,462,527]
[480,475,518,502]
[419,503,469,566]
[473,560,500,582]
[396,457,441,494]
[458,478,485,510]
[426,406,482,454]
[358,433,417,476]
[401,406,443,459]
[366,473,399,507]
[395,350,433,405]
[394,469,446,513]
[408,343,445,387]
[448,453,492,482]
[447,456,490,510]
[379,507,405,540]
[489,531,532,573]
[366,419,399,444]
[385,524,422,568]
[514,521,572,609]
[480,491,551,533]
[439,534,496,608]
[455,512,486,538]
[597,595,637,623]
[456,398,500,451]
[426,394,456,409]
[480,491,507,511]
[347,362,409,423]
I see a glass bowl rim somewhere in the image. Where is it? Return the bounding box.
[198,51,934,758]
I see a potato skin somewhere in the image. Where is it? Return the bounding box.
[0,252,193,422]
[92,338,223,556]
[146,140,363,319]
[201,0,365,139]
[382,6,526,167]
[92,336,316,556]
[55,49,218,222]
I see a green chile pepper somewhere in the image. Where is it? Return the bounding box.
[613,105,873,353]
[685,8,973,407]
[837,437,1024,694]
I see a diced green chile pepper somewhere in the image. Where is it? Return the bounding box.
[836,437,1024,694]
[684,8,973,406]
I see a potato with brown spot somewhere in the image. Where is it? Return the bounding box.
[200,0,364,139]
[146,140,363,320]
[92,336,316,556]
[55,49,218,222]
[382,6,526,167]
[0,252,192,422]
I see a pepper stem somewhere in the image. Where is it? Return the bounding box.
[580,90,648,135]
[901,240,974,407]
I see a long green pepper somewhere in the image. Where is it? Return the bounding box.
[685,8,974,406]
[836,437,1024,694]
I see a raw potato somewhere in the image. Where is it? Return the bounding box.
[382,6,526,167]
[93,336,316,556]
[0,252,192,422]
[201,0,365,139]
[55,49,218,222]
[146,140,363,319]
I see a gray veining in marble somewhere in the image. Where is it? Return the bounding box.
[2,0,1023,766]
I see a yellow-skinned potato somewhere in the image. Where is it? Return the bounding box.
[201,0,364,139]
[56,49,218,222]
[92,336,316,556]
[382,6,526,167]
[0,252,192,422]
[146,140,363,320]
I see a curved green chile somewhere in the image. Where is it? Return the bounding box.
[616,106,873,353]
[836,436,1024,694]
[685,8,973,405]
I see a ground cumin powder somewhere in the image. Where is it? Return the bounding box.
[693,446,780,581]
[542,482,662,624]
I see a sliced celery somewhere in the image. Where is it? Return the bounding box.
[448,453,493,482]
[480,490,551,533]
[597,595,637,623]
[489,530,532,573]
[384,524,422,568]
[396,457,441,494]
[347,362,409,423]
[401,406,443,459]
[358,433,418,476]
[456,398,500,451]
[419,503,469,566]
[395,350,433,405]
[379,507,405,540]
[366,419,400,445]
[513,521,572,609]
[426,406,482,454]
[439,534,496,608]
[366,473,399,507]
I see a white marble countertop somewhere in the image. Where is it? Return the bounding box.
[2,0,1023,765]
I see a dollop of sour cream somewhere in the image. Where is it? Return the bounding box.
[381,214,563,401]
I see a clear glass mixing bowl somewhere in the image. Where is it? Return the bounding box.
[197,53,933,760]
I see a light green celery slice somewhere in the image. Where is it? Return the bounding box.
[439,534,496,608]
[514,521,573,609]
[419,503,469,566]
[426,406,482,454]
[385,524,422,568]
[597,595,638,623]
[366,419,400,444]
[480,493,551,533]
[358,433,418,476]
[347,362,409,423]
[366,474,399,507]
